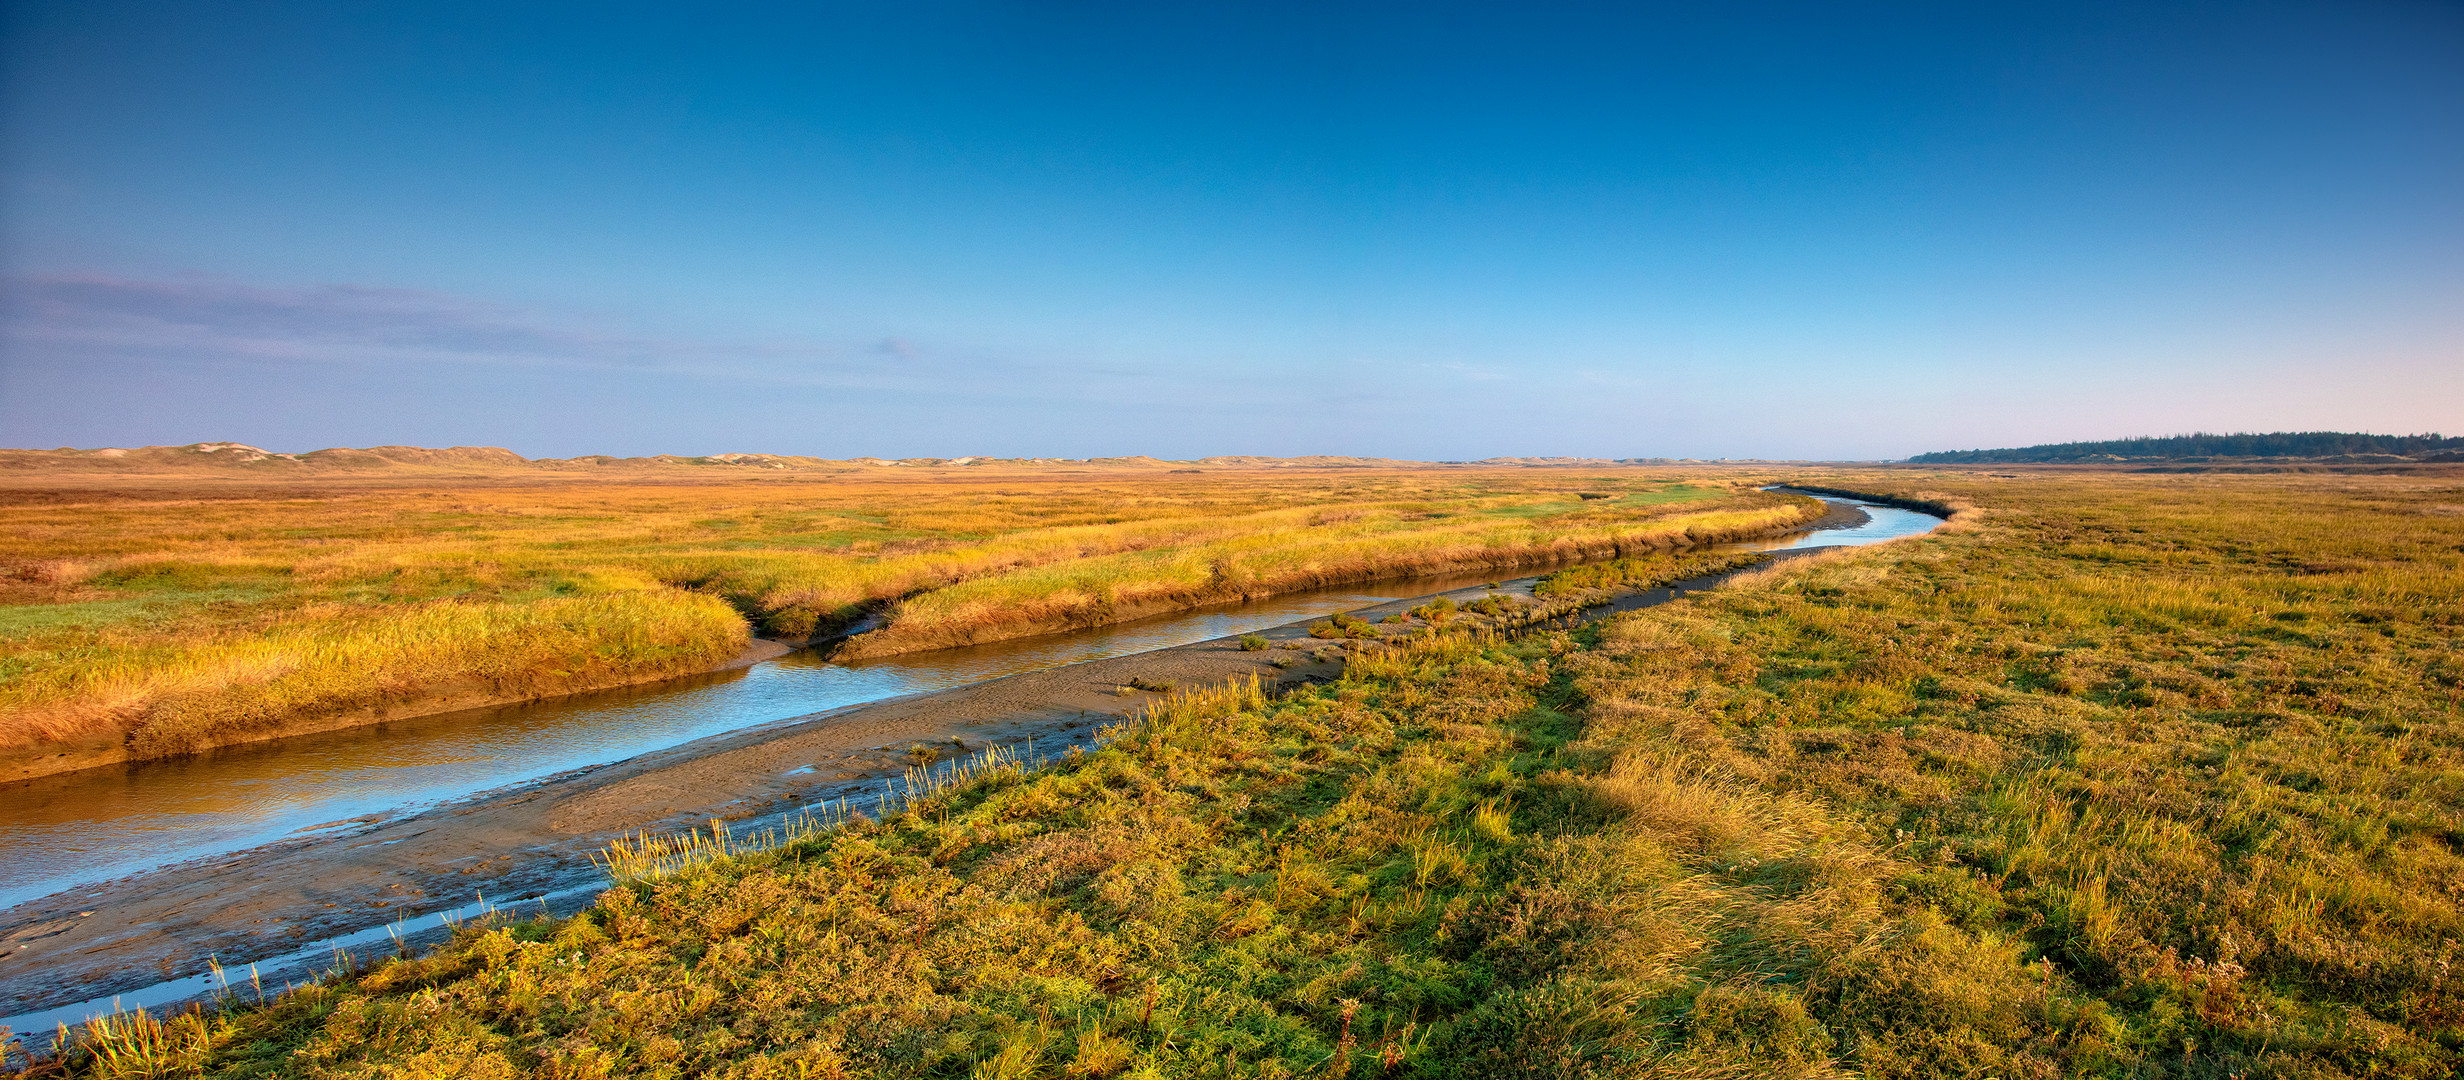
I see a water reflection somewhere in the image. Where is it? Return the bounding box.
[1748,496,1944,550]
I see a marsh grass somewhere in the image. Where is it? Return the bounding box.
[1530,551,1770,599]
[837,493,1818,655]
[595,740,1053,887]
[70,591,745,758]
[0,469,1811,764]
[22,469,2456,1077]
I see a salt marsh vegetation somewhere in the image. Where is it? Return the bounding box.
[17,468,2460,1076]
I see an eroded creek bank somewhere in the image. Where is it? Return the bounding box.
[0,492,1941,1034]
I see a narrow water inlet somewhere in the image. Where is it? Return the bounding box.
[0,493,1943,1039]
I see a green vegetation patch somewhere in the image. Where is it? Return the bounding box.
[1610,484,1722,506]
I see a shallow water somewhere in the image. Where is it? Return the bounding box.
[0,494,1937,914]
[1747,496,1942,550]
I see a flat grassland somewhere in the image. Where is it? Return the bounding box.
[0,463,1812,774]
[24,468,2460,1077]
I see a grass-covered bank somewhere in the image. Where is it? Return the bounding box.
[0,468,1807,775]
[834,496,1816,658]
[11,591,751,772]
[16,468,2461,1077]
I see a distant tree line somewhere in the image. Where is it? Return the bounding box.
[1910,431,2464,463]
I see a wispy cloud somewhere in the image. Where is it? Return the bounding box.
[1,274,859,376]
[5,276,482,356]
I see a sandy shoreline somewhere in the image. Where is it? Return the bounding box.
[0,496,1889,1025]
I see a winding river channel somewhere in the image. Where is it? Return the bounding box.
[0,493,1941,1036]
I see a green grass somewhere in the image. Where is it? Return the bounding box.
[20,470,2458,1077]
[1610,484,1723,507]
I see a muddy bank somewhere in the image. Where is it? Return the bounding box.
[1794,497,1872,533]
[0,641,796,786]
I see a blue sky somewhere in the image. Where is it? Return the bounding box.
[3,1,2458,460]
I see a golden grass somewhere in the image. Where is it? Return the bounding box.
[72,592,746,757]
[0,466,1808,765]
[848,497,1813,655]
[16,464,2464,1076]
